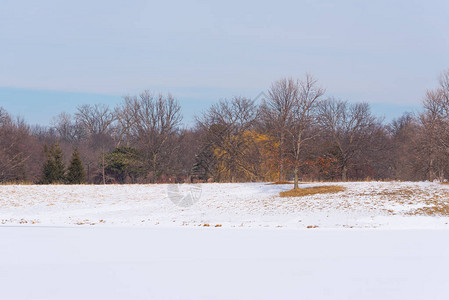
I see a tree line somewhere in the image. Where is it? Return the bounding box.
[1,70,448,185]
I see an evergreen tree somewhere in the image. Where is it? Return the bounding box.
[66,148,86,184]
[52,143,65,181]
[105,146,143,183]
[41,144,55,184]
[40,143,65,184]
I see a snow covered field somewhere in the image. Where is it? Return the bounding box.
[2,182,449,299]
[2,227,449,300]
[1,181,449,228]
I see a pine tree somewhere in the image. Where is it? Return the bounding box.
[40,143,65,184]
[41,144,55,184]
[104,146,143,183]
[66,148,86,184]
[52,143,65,181]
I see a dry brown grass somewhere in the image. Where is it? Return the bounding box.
[373,188,416,198]
[406,193,449,216]
[279,185,346,197]
[267,181,293,185]
[410,205,449,216]
[0,181,34,185]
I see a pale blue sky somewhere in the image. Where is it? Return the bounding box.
[1,0,448,125]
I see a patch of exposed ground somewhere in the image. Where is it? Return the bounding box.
[280,185,346,197]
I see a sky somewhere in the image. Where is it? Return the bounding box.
[1,0,448,126]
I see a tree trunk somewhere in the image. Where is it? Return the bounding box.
[152,154,157,183]
[279,131,285,181]
[87,163,90,184]
[278,150,284,182]
[294,166,299,189]
[429,158,435,182]
[102,152,106,185]
[342,165,348,182]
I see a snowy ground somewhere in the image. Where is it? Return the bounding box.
[1,181,449,228]
[2,182,449,299]
[2,227,449,300]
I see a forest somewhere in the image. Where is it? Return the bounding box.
[1,70,449,185]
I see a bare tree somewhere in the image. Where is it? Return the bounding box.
[388,113,420,180]
[75,104,116,184]
[286,74,325,189]
[123,91,182,182]
[260,78,299,181]
[75,104,116,137]
[0,108,32,182]
[318,99,378,181]
[0,107,10,126]
[418,71,449,181]
[114,96,139,147]
[197,96,258,182]
[52,112,86,143]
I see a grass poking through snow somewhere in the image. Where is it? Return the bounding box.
[280,185,346,197]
